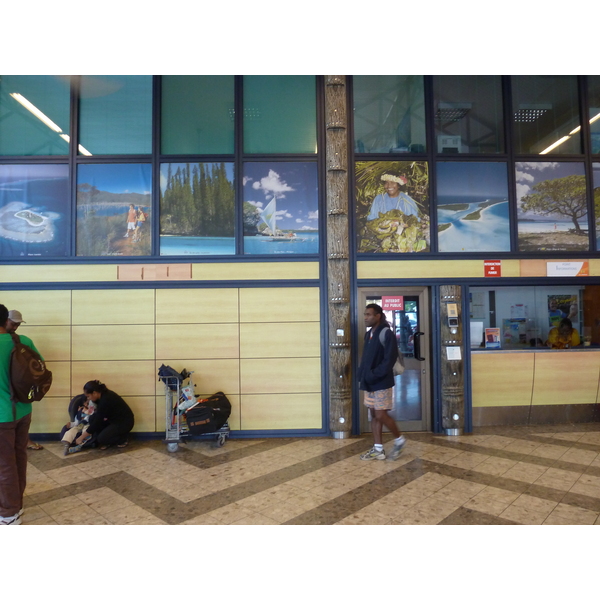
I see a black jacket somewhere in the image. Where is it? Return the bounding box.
[86,389,134,435]
[357,323,399,392]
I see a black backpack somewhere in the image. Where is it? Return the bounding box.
[9,333,53,410]
[185,392,231,434]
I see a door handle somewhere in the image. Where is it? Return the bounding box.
[414,331,425,361]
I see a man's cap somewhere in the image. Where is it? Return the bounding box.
[8,310,25,324]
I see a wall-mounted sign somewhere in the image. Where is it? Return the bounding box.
[382,296,404,310]
[484,260,501,277]
[546,261,589,277]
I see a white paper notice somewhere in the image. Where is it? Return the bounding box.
[446,346,462,360]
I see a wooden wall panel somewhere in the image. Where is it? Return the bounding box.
[155,288,239,324]
[72,289,155,325]
[30,397,70,434]
[72,360,157,397]
[240,358,321,394]
[240,393,322,430]
[72,325,155,360]
[46,361,71,397]
[125,396,156,432]
[0,290,72,325]
[154,359,240,396]
[240,322,320,358]
[21,326,71,361]
[532,352,600,405]
[472,353,535,407]
[0,265,117,283]
[192,262,319,281]
[239,287,320,322]
[156,324,239,359]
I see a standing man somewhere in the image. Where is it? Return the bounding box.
[124,203,137,238]
[358,303,406,461]
[6,310,43,451]
[0,303,43,524]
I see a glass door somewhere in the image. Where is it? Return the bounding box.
[358,287,431,432]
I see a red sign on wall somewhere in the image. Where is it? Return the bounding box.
[484,260,501,277]
[382,296,404,310]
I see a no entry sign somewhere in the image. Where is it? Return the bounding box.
[382,296,404,310]
[484,260,501,277]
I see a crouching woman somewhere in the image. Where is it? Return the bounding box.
[75,380,134,450]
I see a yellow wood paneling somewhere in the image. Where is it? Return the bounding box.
[125,396,156,432]
[155,288,239,324]
[240,358,321,394]
[0,290,72,325]
[72,289,155,325]
[20,326,71,361]
[240,393,322,430]
[590,259,600,276]
[357,259,521,280]
[154,359,240,396]
[240,287,320,322]
[228,394,241,430]
[156,324,239,359]
[532,352,600,405]
[72,361,156,397]
[519,260,547,277]
[29,397,70,434]
[192,262,319,281]
[0,264,117,283]
[471,353,535,407]
[240,322,320,358]
[72,325,155,360]
[155,395,166,433]
[46,362,71,397]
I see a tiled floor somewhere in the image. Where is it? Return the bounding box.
[20,423,600,525]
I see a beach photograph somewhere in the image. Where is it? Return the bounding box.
[356,160,430,253]
[0,164,69,257]
[436,162,510,252]
[593,162,600,250]
[243,162,319,255]
[160,162,235,256]
[516,161,589,252]
[76,163,152,257]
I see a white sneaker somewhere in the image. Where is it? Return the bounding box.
[388,436,406,461]
[0,512,22,525]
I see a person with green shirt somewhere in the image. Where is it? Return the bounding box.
[0,303,43,525]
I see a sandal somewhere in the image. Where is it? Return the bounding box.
[117,441,128,448]
[99,445,109,450]
[27,442,43,450]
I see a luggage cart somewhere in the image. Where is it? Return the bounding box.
[160,369,230,453]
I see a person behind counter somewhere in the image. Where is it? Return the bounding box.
[73,380,134,450]
[546,318,581,349]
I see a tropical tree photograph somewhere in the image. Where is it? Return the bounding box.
[356,160,429,253]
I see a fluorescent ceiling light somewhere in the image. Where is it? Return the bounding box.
[10,93,63,133]
[540,135,571,154]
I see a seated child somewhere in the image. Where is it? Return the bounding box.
[62,397,95,455]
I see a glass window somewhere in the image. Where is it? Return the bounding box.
[356,160,430,253]
[161,76,234,155]
[243,76,316,154]
[511,75,581,155]
[243,162,319,254]
[468,285,594,350]
[0,164,69,257]
[76,163,152,256]
[436,162,510,252]
[78,76,152,155]
[515,161,588,252]
[160,162,235,256]
[587,76,600,154]
[433,75,504,154]
[0,75,70,156]
[353,76,426,154]
[593,162,600,250]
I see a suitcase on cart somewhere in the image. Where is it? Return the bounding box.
[185,392,231,435]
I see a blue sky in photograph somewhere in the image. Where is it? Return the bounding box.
[0,164,69,187]
[436,162,508,202]
[243,162,318,230]
[77,163,152,195]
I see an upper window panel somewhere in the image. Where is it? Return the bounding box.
[243,76,317,154]
[511,75,582,155]
[353,76,426,154]
[0,75,70,156]
[587,76,600,154]
[161,76,234,155]
[433,75,504,154]
[78,76,152,155]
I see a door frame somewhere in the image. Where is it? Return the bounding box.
[356,286,432,433]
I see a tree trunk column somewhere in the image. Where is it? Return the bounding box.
[325,76,352,439]
[440,285,465,435]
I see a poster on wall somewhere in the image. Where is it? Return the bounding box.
[484,327,501,349]
[0,164,69,257]
[356,161,429,253]
[547,294,578,328]
[515,161,589,252]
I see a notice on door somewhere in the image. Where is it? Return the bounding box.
[382,296,404,310]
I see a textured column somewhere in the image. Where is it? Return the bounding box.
[325,76,352,438]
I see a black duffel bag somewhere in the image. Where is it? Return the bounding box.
[185,392,231,435]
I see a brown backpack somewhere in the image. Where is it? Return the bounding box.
[9,333,53,411]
